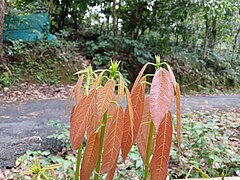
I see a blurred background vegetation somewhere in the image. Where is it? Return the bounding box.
[0,0,240,94]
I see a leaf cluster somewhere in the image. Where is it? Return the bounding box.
[86,35,153,68]
[68,59,181,179]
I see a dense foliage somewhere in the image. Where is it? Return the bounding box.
[1,0,240,93]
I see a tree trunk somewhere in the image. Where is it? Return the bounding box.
[112,0,118,52]
[232,26,240,65]
[192,15,198,49]
[209,16,217,49]
[232,27,240,54]
[203,17,209,59]
[0,0,4,63]
[59,0,69,30]
[234,0,240,63]
[175,34,179,46]
[48,0,53,20]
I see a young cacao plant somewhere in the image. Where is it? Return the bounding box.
[68,57,181,180]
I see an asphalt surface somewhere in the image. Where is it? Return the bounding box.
[0,95,240,168]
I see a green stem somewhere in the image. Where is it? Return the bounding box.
[155,55,161,69]
[144,121,154,179]
[94,111,108,180]
[75,144,83,180]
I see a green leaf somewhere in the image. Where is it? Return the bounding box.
[41,151,50,156]
[209,154,223,163]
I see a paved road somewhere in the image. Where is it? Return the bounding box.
[0,95,240,168]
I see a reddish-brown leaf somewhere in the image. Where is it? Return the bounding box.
[65,75,83,114]
[108,102,118,117]
[106,151,119,180]
[97,79,115,120]
[88,100,118,139]
[118,73,125,103]
[132,77,146,140]
[150,111,173,180]
[104,103,118,142]
[80,132,100,180]
[70,89,97,150]
[121,106,132,162]
[166,64,176,88]
[74,75,84,105]
[136,97,151,163]
[150,68,174,132]
[176,83,181,156]
[90,70,105,90]
[168,70,175,111]
[100,106,124,174]
[121,87,134,162]
[132,63,148,92]
[65,87,74,115]
[125,87,134,136]
[87,103,101,138]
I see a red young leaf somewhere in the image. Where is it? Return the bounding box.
[80,132,100,180]
[150,111,173,180]
[108,102,119,117]
[97,79,115,120]
[132,77,146,140]
[100,106,124,174]
[136,97,152,163]
[121,87,134,162]
[132,63,148,92]
[88,98,118,139]
[167,70,175,111]
[70,89,97,150]
[106,151,119,180]
[65,87,74,115]
[121,106,133,162]
[65,75,83,114]
[125,87,134,136]
[104,103,118,142]
[118,73,125,103]
[150,68,174,132]
[166,64,176,88]
[87,103,101,138]
[74,75,84,105]
[90,70,105,90]
[176,83,181,156]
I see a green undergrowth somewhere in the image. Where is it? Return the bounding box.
[1,33,240,95]
[85,34,240,94]
[169,48,240,94]
[8,110,240,179]
[0,33,83,88]
[170,110,240,178]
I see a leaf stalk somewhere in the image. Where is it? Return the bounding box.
[144,121,154,179]
[74,144,83,180]
[94,110,108,180]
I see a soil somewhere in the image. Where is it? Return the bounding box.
[0,84,240,169]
